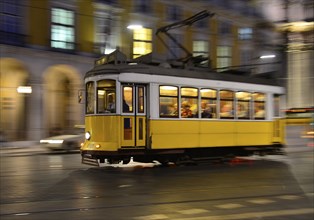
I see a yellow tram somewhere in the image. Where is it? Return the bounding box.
[80,50,285,166]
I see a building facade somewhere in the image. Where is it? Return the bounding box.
[0,0,284,141]
[257,0,314,109]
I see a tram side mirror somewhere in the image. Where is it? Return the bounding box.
[78,90,85,104]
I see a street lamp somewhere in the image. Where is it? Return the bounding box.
[260,55,276,59]
[127,24,143,30]
[17,86,32,94]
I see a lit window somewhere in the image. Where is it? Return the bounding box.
[238,28,253,40]
[133,28,152,41]
[97,80,116,114]
[181,88,198,118]
[220,90,234,119]
[217,46,232,71]
[51,8,75,50]
[138,86,145,113]
[159,86,178,118]
[123,86,133,113]
[253,93,266,119]
[236,91,251,119]
[132,28,152,58]
[133,41,152,56]
[193,40,208,58]
[201,89,217,118]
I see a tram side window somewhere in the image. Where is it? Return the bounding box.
[181,87,198,118]
[123,86,133,113]
[200,89,217,118]
[253,92,266,119]
[86,81,95,114]
[220,90,234,119]
[138,86,145,113]
[273,94,281,117]
[159,86,178,118]
[236,91,251,119]
[97,80,116,113]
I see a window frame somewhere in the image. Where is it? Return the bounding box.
[132,27,152,59]
[96,79,117,114]
[193,40,209,58]
[236,91,252,120]
[122,85,134,113]
[238,27,253,40]
[253,92,266,120]
[217,46,232,71]
[159,85,179,118]
[86,81,95,115]
[219,90,235,119]
[50,7,75,50]
[200,88,217,119]
[180,87,199,118]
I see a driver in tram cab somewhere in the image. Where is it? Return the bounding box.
[107,95,116,113]
[123,99,130,112]
[181,101,193,118]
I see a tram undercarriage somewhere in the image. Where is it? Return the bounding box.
[81,144,284,166]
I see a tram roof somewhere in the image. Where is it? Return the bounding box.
[86,63,281,86]
[85,51,280,87]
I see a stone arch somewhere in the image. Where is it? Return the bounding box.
[42,65,83,136]
[0,58,30,141]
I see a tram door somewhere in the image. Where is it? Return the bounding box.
[121,84,147,147]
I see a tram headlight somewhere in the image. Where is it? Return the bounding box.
[85,132,91,140]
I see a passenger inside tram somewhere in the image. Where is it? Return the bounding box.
[220,103,233,117]
[201,103,213,118]
[107,95,116,113]
[255,105,265,118]
[237,103,248,118]
[181,101,193,118]
[168,103,178,116]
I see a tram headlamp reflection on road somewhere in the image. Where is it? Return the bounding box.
[85,132,91,140]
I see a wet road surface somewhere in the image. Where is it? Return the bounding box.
[0,125,313,219]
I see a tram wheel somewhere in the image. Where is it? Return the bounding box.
[122,158,131,164]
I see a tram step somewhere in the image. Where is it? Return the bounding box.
[82,157,99,166]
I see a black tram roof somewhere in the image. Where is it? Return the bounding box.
[85,50,280,87]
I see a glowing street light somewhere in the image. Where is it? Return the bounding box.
[17,86,32,94]
[260,55,276,59]
[127,24,143,30]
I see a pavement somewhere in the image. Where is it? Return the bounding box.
[0,141,49,156]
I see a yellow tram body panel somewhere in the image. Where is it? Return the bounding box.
[82,115,285,152]
[150,120,283,149]
[84,115,121,151]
